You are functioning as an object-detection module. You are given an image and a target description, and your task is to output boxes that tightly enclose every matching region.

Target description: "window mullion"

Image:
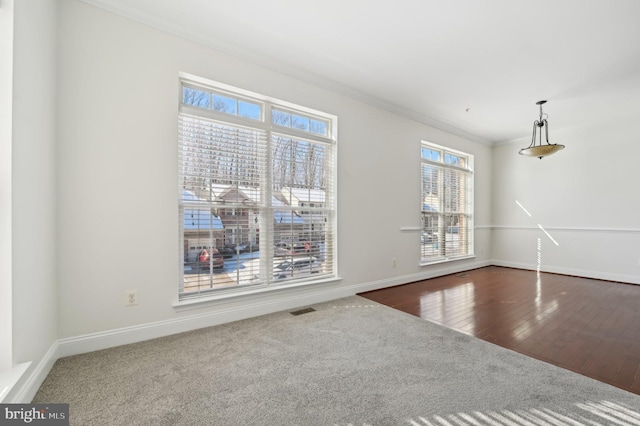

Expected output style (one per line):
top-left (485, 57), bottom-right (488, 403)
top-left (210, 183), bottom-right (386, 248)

top-left (261, 130), bottom-right (274, 285)
top-left (438, 166), bottom-right (446, 257)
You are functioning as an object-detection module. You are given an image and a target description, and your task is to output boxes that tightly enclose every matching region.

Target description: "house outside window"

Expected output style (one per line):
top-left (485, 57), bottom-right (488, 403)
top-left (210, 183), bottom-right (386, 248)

top-left (178, 74), bottom-right (337, 299)
top-left (421, 141), bottom-right (473, 263)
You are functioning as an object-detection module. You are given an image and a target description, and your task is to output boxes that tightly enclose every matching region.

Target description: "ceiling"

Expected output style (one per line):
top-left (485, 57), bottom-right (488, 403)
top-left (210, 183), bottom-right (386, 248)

top-left (83, 0), bottom-right (640, 145)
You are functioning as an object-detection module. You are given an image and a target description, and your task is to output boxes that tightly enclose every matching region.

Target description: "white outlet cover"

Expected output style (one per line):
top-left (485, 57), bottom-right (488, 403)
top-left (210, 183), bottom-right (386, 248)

top-left (125, 290), bottom-right (138, 306)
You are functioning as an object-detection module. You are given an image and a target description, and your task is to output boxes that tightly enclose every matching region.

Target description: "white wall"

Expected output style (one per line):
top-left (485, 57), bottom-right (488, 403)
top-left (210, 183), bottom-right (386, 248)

top-left (0, 0), bottom-right (15, 375)
top-left (492, 119), bottom-right (640, 284)
top-left (55, 0), bottom-right (492, 340)
top-left (5, 0), bottom-right (59, 401)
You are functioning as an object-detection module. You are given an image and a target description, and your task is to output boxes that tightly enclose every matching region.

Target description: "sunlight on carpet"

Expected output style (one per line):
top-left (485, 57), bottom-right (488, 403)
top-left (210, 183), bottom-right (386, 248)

top-left (406, 400), bottom-right (640, 426)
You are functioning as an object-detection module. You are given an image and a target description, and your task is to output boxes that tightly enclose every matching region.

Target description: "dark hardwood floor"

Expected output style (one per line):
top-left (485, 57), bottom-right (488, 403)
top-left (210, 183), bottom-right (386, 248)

top-left (359, 266), bottom-right (640, 395)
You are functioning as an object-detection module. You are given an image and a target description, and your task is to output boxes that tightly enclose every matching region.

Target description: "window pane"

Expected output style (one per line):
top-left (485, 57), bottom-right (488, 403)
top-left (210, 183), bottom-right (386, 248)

top-left (421, 147), bottom-right (440, 162)
top-left (219, 207), bottom-right (261, 286)
top-left (213, 94), bottom-right (237, 114)
top-left (291, 114), bottom-right (310, 131)
top-left (445, 214), bottom-right (470, 257)
top-left (421, 212), bottom-right (441, 259)
top-left (182, 208), bottom-right (225, 293)
top-left (273, 209), bottom-right (329, 283)
top-left (272, 136), bottom-right (327, 191)
top-left (238, 100), bottom-right (261, 120)
top-left (445, 153), bottom-right (465, 166)
top-left (421, 164), bottom-right (440, 203)
top-left (178, 118), bottom-right (264, 192)
top-left (183, 87), bottom-right (210, 108)
top-left (272, 109), bottom-right (291, 127)
top-left (309, 119), bottom-right (328, 136)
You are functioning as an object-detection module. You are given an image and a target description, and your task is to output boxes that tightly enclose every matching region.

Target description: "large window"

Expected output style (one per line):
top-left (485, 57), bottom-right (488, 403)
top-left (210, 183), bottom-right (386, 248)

top-left (178, 75), bottom-right (337, 299)
top-left (421, 141), bottom-right (473, 263)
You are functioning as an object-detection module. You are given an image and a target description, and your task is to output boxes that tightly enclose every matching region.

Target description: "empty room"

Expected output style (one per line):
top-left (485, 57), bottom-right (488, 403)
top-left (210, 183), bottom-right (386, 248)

top-left (2, 0), bottom-right (640, 424)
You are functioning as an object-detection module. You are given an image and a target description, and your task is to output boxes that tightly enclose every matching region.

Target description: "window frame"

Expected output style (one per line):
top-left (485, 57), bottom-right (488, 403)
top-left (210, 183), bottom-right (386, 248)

top-left (420, 141), bottom-right (474, 265)
top-left (178, 73), bottom-right (338, 301)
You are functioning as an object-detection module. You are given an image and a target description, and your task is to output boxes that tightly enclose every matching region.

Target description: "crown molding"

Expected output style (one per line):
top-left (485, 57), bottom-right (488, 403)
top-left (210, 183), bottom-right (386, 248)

top-left (79, 0), bottom-right (493, 146)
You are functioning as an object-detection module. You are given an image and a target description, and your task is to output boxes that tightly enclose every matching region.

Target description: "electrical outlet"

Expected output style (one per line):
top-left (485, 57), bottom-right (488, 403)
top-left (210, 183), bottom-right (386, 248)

top-left (125, 290), bottom-right (138, 306)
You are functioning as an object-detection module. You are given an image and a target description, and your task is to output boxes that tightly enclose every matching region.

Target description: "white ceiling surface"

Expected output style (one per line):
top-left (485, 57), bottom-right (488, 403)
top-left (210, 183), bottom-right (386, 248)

top-left (83, 0), bottom-right (640, 145)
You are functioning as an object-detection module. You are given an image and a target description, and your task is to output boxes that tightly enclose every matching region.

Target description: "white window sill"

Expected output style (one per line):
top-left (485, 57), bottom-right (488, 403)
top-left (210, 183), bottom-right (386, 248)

top-left (173, 276), bottom-right (342, 312)
top-left (420, 254), bottom-right (476, 267)
top-left (0, 362), bottom-right (31, 403)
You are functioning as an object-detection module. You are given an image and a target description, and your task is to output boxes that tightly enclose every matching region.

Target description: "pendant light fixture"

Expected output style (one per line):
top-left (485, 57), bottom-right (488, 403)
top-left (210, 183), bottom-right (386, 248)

top-left (519, 100), bottom-right (564, 159)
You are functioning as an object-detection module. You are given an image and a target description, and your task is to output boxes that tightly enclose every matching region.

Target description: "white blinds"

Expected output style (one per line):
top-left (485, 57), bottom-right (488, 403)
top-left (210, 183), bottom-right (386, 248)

top-left (178, 78), bottom-right (336, 298)
top-left (271, 134), bottom-right (335, 283)
top-left (179, 115), bottom-right (267, 203)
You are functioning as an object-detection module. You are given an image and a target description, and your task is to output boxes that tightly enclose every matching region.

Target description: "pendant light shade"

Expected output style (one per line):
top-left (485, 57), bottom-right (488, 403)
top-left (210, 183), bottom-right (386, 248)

top-left (519, 100), bottom-right (564, 159)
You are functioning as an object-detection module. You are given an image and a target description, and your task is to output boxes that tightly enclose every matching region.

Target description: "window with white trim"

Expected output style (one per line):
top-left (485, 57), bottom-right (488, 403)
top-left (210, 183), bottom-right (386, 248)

top-left (178, 75), bottom-right (337, 299)
top-left (421, 141), bottom-right (473, 263)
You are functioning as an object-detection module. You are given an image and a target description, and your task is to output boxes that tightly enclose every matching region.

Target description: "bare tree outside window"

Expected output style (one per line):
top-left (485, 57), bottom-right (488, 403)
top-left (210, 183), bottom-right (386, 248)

top-left (183, 87), bottom-right (210, 108)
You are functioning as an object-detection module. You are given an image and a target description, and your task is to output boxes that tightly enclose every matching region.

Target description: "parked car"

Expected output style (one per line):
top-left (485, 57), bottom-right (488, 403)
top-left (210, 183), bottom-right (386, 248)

top-left (274, 241), bottom-right (320, 257)
top-left (244, 243), bottom-right (260, 252)
top-left (274, 242), bottom-right (292, 257)
top-left (277, 235), bottom-right (299, 245)
top-left (224, 243), bottom-right (248, 254)
top-left (216, 247), bottom-right (235, 258)
top-left (197, 248), bottom-right (224, 269)
top-left (273, 257), bottom-right (321, 280)
top-left (223, 242), bottom-right (259, 254)
top-left (300, 241), bottom-right (320, 254)
top-left (422, 233), bottom-right (438, 244)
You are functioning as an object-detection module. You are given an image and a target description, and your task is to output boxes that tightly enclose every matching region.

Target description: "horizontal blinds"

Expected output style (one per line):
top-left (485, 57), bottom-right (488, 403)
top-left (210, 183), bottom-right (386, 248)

top-left (179, 114), bottom-right (267, 294)
top-left (179, 115), bottom-right (267, 202)
top-left (270, 132), bottom-right (335, 284)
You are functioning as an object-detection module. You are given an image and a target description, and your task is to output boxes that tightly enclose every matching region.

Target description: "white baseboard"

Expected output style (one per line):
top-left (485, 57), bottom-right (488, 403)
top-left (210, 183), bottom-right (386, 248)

top-left (491, 259), bottom-right (640, 285)
top-left (9, 342), bottom-right (59, 404)
top-left (341, 259), bottom-right (492, 294)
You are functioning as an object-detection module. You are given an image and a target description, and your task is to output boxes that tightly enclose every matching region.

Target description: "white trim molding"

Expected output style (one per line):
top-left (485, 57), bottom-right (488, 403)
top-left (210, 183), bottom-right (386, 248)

top-left (8, 345), bottom-right (57, 403)
top-left (489, 225), bottom-right (640, 234)
top-left (491, 224), bottom-right (640, 285)
top-left (491, 259), bottom-right (640, 286)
